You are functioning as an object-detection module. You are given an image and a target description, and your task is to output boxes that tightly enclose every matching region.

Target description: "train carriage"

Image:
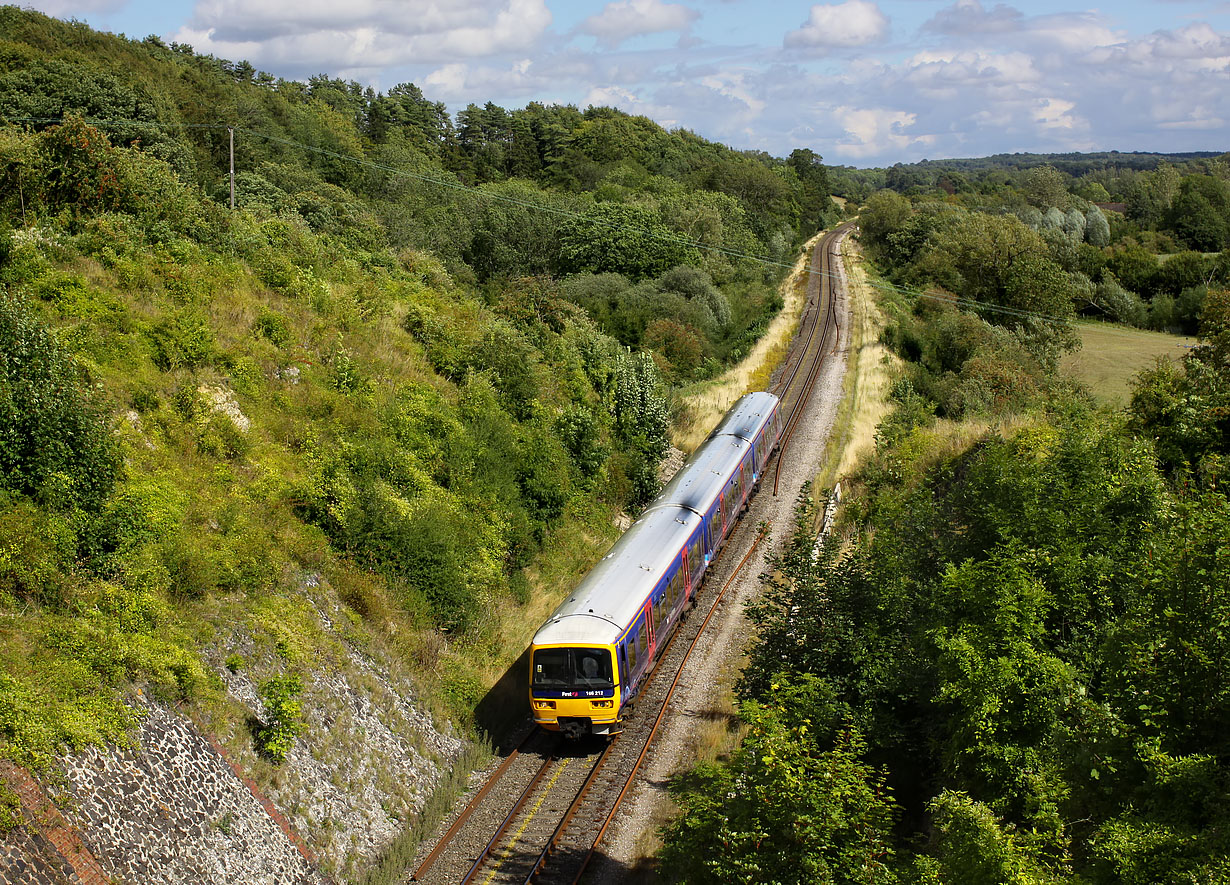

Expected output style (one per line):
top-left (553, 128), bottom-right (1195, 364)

top-left (530, 392), bottom-right (781, 737)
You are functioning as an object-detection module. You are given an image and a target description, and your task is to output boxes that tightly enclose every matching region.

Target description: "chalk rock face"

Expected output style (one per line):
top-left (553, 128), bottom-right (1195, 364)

top-left (199, 384), bottom-right (251, 432)
top-left (58, 699), bottom-right (324, 885)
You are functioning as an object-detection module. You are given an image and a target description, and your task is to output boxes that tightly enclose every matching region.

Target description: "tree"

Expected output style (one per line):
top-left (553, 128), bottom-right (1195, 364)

top-left (1086, 205), bottom-right (1111, 246)
top-left (915, 212), bottom-right (1079, 364)
top-left (1063, 207), bottom-right (1087, 243)
top-left (557, 202), bottom-right (695, 280)
top-left (1023, 165), bottom-right (1069, 209)
top-left (0, 294), bottom-right (119, 512)
top-left (1165, 175), bottom-right (1230, 252)
top-left (660, 702), bottom-right (900, 885)
top-left (859, 189), bottom-right (913, 255)
top-left (1126, 162), bottom-right (1181, 228)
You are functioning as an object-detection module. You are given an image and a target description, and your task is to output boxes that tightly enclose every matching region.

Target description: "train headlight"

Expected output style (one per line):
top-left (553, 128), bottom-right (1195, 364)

top-left (535, 700), bottom-right (556, 710)
top-left (590, 699), bottom-right (614, 709)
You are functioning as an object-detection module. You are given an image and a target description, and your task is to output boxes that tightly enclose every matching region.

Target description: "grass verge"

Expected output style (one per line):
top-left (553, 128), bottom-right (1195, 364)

top-left (811, 237), bottom-right (898, 501)
top-left (358, 737), bottom-right (493, 885)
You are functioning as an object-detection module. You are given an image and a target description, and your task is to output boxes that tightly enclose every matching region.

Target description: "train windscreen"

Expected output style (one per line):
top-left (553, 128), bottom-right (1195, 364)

top-left (532, 648), bottom-right (613, 692)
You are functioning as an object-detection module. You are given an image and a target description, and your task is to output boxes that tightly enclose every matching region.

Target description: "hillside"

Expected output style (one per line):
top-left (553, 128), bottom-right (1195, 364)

top-left (0, 6), bottom-right (840, 881)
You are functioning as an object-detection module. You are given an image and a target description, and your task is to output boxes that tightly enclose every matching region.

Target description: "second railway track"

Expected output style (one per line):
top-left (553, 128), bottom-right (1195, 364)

top-left (411, 223), bottom-right (853, 885)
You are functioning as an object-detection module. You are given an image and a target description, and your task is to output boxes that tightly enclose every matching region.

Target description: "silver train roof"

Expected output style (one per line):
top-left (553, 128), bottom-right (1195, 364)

top-left (531, 391), bottom-right (779, 650)
top-left (651, 434), bottom-right (749, 518)
top-left (707, 391), bottom-right (779, 444)
top-left (532, 505), bottom-right (699, 647)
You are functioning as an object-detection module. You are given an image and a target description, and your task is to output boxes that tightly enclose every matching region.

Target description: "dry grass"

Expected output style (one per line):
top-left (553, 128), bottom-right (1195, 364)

top-left (1062, 322), bottom-right (1195, 405)
top-left (815, 238), bottom-right (898, 491)
top-left (673, 230), bottom-right (825, 452)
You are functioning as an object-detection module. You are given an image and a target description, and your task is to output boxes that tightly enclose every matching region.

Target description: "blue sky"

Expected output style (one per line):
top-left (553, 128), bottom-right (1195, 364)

top-left (17, 0), bottom-right (1230, 166)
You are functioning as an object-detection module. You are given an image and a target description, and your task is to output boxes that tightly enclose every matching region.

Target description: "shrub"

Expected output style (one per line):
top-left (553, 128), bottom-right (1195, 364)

top-left (0, 294), bottom-right (119, 511)
top-left (0, 501), bottom-right (72, 606)
top-left (146, 310), bottom-right (215, 370)
top-left (253, 309), bottom-right (290, 348)
top-left (256, 673), bottom-right (303, 764)
top-left (35, 116), bottom-right (126, 214)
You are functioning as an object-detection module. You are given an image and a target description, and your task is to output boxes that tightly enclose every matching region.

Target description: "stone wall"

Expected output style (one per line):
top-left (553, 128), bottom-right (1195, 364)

top-left (1, 584), bottom-right (469, 884)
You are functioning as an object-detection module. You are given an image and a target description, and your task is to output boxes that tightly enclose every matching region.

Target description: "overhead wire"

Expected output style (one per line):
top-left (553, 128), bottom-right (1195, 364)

top-left (1, 112), bottom-right (1199, 341)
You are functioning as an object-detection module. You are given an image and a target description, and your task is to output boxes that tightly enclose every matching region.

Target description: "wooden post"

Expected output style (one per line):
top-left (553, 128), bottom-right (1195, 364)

top-left (228, 127), bottom-right (235, 210)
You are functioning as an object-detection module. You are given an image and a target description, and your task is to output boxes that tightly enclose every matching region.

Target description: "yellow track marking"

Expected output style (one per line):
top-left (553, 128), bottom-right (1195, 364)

top-left (482, 758), bottom-right (572, 883)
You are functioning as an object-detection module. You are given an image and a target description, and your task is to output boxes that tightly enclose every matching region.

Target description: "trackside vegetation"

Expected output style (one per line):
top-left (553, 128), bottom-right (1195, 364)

top-left (659, 181), bottom-right (1230, 880)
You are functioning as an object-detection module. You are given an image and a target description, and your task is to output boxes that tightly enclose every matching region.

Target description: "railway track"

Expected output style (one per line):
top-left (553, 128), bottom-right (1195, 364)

top-left (410, 223), bottom-right (852, 885)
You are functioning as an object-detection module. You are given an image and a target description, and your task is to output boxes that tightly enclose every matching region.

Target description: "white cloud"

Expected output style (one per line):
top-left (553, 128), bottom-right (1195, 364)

top-left (903, 49), bottom-right (1040, 97)
top-left (1024, 13), bottom-right (1120, 53)
top-left (832, 105), bottom-right (934, 158)
top-left (1032, 97), bottom-right (1079, 130)
top-left (578, 0), bottom-right (700, 48)
top-left (173, 0), bottom-right (552, 71)
top-left (784, 0), bottom-right (889, 50)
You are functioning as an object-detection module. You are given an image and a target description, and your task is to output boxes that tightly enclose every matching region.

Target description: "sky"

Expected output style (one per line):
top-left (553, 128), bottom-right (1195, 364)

top-left (15, 0), bottom-right (1230, 166)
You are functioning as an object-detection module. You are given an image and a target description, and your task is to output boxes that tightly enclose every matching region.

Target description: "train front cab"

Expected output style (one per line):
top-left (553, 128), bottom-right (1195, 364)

top-left (530, 643), bottom-right (621, 738)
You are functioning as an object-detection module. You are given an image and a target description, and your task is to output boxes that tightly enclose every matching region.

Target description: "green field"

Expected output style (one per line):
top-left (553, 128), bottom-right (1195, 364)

top-left (1062, 322), bottom-right (1196, 404)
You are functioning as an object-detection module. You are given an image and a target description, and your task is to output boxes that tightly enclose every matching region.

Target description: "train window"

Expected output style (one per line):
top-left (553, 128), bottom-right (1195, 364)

top-left (626, 635), bottom-right (638, 673)
top-left (638, 622), bottom-right (649, 657)
top-left (532, 649), bottom-right (569, 687)
top-left (532, 648), bottom-right (613, 690)
top-left (574, 649), bottom-right (613, 688)
top-left (653, 595), bottom-right (662, 630)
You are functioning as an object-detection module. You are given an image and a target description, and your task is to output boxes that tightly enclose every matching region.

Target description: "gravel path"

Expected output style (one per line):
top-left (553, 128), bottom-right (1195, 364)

top-left (593, 228), bottom-right (854, 879)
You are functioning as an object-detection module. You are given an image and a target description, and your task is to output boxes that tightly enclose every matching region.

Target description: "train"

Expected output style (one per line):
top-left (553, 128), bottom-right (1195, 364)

top-left (528, 391), bottom-right (783, 738)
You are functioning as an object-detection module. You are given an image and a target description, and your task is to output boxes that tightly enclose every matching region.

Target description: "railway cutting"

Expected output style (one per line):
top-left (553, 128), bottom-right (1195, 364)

top-left (410, 223), bottom-right (855, 884)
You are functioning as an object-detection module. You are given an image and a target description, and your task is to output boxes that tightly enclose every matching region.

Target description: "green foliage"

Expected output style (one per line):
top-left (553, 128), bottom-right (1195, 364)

top-left (0, 294), bottom-right (119, 511)
top-left (256, 673), bottom-right (303, 764)
top-left (1129, 287), bottom-right (1230, 475)
top-left (660, 699), bottom-right (899, 884)
top-left (0, 782), bottom-right (20, 835)
top-left (929, 791), bottom-right (1063, 884)
top-left (146, 310), bottom-right (215, 370)
top-left (712, 388), bottom-right (1230, 882)
top-left (558, 202), bottom-right (696, 280)
top-left (253, 308), bottom-right (290, 347)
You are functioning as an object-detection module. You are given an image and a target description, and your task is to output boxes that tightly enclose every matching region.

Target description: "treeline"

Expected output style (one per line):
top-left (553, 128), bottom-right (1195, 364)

top-left (660, 273), bottom-right (1230, 882)
top-left (831, 155), bottom-right (1230, 310)
top-left (858, 168), bottom-right (1230, 346)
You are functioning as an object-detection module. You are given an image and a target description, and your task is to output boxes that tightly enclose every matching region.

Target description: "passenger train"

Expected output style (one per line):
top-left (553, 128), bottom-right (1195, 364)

top-left (529, 392), bottom-right (783, 738)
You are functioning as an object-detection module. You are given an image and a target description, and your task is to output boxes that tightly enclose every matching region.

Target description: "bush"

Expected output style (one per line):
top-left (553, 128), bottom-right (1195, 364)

top-left (0, 294), bottom-right (119, 511)
top-left (146, 310), bottom-right (215, 370)
top-left (256, 673), bottom-right (303, 764)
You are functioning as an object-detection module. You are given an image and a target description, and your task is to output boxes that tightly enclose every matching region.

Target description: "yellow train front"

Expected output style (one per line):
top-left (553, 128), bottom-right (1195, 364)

top-left (529, 643), bottom-right (621, 738)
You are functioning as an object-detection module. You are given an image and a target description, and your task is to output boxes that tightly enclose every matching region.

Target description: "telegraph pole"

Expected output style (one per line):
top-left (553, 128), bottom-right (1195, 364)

top-left (228, 127), bottom-right (235, 210)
